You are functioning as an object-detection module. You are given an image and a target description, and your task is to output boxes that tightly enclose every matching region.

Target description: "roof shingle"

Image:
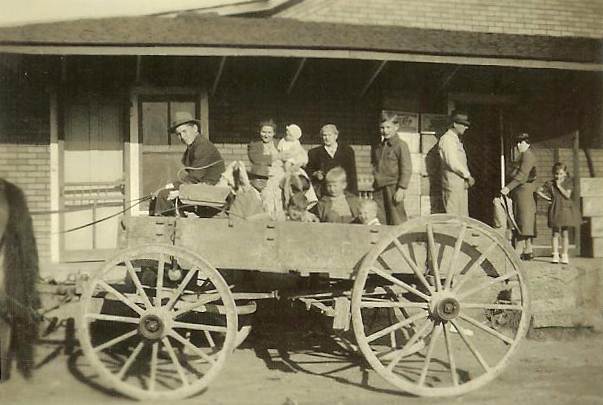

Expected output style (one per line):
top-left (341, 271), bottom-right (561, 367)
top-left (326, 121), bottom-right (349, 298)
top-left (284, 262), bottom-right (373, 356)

top-left (0, 15), bottom-right (600, 64)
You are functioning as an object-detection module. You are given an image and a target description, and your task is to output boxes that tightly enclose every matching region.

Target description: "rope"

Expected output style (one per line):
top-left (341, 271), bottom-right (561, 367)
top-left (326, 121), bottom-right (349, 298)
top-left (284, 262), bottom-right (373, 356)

top-left (176, 160), bottom-right (224, 183)
top-left (30, 195), bottom-right (151, 216)
top-left (58, 195), bottom-right (152, 234)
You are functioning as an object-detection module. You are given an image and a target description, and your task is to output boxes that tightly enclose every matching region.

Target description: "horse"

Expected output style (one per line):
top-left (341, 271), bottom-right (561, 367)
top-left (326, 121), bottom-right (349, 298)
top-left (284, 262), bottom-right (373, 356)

top-left (0, 179), bottom-right (40, 382)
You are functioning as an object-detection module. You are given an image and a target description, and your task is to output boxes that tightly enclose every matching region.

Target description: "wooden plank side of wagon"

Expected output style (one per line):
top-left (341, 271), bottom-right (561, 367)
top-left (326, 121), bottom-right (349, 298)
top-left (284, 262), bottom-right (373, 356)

top-left (173, 218), bottom-right (392, 278)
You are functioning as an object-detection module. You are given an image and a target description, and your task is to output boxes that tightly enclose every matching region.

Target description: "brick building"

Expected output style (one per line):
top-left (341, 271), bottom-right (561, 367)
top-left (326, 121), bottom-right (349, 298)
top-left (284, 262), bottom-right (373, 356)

top-left (0, 0), bottom-right (602, 265)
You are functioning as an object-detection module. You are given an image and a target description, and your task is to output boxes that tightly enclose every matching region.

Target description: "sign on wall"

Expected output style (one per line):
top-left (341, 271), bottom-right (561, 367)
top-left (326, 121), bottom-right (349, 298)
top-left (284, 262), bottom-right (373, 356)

top-left (382, 110), bottom-right (419, 132)
top-left (420, 113), bottom-right (449, 135)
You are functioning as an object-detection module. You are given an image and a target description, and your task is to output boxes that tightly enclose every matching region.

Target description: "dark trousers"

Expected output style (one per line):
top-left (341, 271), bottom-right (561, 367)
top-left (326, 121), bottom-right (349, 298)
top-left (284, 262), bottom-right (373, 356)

top-left (150, 190), bottom-right (222, 217)
top-left (150, 189), bottom-right (176, 216)
top-left (374, 185), bottom-right (407, 225)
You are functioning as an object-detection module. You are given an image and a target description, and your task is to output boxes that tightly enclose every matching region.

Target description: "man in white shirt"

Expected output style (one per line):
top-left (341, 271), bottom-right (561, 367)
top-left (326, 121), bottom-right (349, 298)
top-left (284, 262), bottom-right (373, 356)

top-left (438, 111), bottom-right (475, 217)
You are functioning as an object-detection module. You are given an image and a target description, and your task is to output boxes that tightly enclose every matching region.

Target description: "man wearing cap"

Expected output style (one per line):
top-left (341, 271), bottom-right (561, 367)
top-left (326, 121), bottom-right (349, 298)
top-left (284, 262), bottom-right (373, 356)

top-left (438, 110), bottom-right (475, 217)
top-left (151, 112), bottom-right (225, 216)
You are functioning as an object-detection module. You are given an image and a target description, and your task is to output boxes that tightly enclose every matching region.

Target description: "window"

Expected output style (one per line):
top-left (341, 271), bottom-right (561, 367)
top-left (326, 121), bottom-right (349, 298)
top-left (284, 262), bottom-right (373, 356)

top-left (138, 94), bottom-right (202, 212)
top-left (140, 96), bottom-right (199, 145)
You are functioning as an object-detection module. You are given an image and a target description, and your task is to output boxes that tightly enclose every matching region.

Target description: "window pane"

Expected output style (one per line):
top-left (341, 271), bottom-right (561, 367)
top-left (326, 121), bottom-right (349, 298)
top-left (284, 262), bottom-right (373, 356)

top-left (142, 102), bottom-right (168, 145)
top-left (170, 102), bottom-right (196, 145)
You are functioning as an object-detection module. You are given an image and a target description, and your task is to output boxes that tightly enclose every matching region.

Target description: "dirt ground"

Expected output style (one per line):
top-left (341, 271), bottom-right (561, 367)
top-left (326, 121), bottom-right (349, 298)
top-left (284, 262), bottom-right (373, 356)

top-left (1, 309), bottom-right (603, 405)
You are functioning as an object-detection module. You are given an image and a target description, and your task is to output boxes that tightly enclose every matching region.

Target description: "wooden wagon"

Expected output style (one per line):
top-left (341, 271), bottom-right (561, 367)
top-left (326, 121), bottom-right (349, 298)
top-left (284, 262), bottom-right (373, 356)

top-left (76, 214), bottom-right (530, 399)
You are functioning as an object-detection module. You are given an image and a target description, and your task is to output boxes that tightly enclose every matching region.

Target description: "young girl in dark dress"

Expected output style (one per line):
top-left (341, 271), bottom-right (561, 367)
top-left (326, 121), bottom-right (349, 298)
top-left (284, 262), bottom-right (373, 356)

top-left (536, 162), bottom-right (581, 264)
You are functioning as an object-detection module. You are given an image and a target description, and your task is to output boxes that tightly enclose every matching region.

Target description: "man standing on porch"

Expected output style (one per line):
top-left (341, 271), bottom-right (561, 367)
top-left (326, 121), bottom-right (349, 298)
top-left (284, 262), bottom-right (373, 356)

top-left (438, 111), bottom-right (475, 217)
top-left (372, 112), bottom-right (412, 225)
top-left (151, 112), bottom-right (225, 216)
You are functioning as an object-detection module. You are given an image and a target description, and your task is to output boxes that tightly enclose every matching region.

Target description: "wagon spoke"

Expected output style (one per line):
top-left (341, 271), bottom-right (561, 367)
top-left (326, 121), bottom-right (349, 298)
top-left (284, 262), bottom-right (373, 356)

top-left (418, 321), bottom-right (443, 386)
top-left (462, 302), bottom-right (523, 311)
top-left (85, 313), bottom-right (140, 324)
top-left (457, 273), bottom-right (517, 300)
top-left (96, 279), bottom-right (144, 316)
top-left (172, 321), bottom-right (228, 334)
top-left (458, 312), bottom-right (515, 345)
top-left (165, 268), bottom-right (199, 311)
top-left (367, 311), bottom-right (428, 343)
top-left (452, 242), bottom-right (497, 293)
top-left (392, 238), bottom-right (433, 293)
top-left (360, 301), bottom-right (429, 309)
top-left (385, 319), bottom-right (433, 372)
top-left (426, 223), bottom-right (442, 291)
top-left (148, 342), bottom-right (158, 392)
top-left (370, 267), bottom-right (430, 301)
top-left (204, 330), bottom-right (216, 348)
top-left (451, 319), bottom-right (490, 372)
top-left (116, 341), bottom-right (144, 380)
top-left (444, 223), bottom-right (467, 290)
top-left (169, 331), bottom-right (217, 365)
top-left (93, 329), bottom-right (138, 353)
top-left (172, 293), bottom-right (222, 318)
top-left (443, 321), bottom-right (459, 386)
top-left (125, 259), bottom-right (153, 309)
top-left (156, 255), bottom-right (166, 307)
top-left (163, 337), bottom-right (189, 387)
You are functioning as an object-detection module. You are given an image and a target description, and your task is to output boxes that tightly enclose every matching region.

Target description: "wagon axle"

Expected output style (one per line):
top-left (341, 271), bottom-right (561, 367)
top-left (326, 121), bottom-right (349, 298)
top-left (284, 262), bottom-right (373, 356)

top-left (429, 293), bottom-right (461, 322)
top-left (139, 314), bottom-right (166, 340)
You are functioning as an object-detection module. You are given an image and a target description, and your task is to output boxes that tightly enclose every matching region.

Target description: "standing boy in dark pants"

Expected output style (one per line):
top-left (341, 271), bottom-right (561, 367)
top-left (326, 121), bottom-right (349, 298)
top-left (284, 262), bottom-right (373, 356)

top-left (371, 112), bottom-right (413, 225)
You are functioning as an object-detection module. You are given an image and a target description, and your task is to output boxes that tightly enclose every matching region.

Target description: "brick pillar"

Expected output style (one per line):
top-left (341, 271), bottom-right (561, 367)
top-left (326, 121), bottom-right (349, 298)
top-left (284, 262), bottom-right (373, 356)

top-left (0, 144), bottom-right (51, 261)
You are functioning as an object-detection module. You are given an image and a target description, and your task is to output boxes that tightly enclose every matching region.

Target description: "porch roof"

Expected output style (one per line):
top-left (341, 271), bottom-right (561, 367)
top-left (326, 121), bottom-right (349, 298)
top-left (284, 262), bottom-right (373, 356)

top-left (0, 15), bottom-right (602, 70)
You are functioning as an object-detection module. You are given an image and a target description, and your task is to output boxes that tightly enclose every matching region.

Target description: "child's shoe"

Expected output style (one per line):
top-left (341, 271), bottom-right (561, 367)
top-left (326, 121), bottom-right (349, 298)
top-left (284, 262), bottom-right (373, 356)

top-left (560, 253), bottom-right (569, 264)
top-left (552, 252), bottom-right (560, 264)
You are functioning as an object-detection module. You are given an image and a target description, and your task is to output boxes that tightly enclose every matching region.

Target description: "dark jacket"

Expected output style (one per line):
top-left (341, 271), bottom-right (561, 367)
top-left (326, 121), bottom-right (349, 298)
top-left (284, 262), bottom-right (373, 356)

top-left (174, 135), bottom-right (225, 187)
top-left (314, 192), bottom-right (361, 223)
top-left (307, 144), bottom-right (358, 195)
top-left (371, 135), bottom-right (412, 190)
top-left (248, 140), bottom-right (279, 177)
top-left (507, 147), bottom-right (537, 192)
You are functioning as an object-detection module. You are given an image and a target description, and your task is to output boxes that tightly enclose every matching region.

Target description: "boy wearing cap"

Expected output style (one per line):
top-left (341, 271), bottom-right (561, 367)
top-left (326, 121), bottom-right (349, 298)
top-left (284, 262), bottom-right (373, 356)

top-left (438, 110), bottom-right (475, 217)
top-left (372, 112), bottom-right (413, 225)
top-left (151, 112), bottom-right (225, 216)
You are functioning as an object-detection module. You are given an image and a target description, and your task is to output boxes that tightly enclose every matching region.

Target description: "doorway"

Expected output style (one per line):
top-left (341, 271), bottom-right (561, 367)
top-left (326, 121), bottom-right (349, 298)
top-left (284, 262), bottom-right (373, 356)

top-left (61, 94), bottom-right (126, 262)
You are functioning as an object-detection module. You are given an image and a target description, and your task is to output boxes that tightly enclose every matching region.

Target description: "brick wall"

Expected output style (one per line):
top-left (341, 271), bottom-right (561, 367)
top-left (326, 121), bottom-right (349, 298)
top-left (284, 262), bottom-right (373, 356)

top-left (0, 144), bottom-right (51, 261)
top-left (278, 0), bottom-right (603, 39)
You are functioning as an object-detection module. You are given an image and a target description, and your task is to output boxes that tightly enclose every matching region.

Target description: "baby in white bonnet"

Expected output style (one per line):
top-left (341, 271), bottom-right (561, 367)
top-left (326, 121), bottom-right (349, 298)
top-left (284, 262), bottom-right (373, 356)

top-left (277, 124), bottom-right (308, 169)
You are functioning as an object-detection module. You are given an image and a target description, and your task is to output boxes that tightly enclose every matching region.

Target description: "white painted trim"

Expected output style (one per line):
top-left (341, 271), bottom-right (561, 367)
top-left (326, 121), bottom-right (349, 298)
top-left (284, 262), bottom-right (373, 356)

top-left (49, 90), bottom-right (60, 262)
top-left (1, 45), bottom-right (602, 71)
top-left (128, 90), bottom-right (144, 217)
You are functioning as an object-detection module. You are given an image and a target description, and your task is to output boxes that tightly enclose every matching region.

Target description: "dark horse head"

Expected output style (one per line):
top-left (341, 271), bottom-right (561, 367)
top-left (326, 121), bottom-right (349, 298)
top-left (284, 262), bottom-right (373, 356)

top-left (0, 179), bottom-right (40, 380)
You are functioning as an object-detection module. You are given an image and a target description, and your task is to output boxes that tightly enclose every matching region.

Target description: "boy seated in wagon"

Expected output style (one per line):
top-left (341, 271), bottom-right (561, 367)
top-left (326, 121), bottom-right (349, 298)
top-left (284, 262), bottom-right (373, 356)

top-left (313, 167), bottom-right (361, 223)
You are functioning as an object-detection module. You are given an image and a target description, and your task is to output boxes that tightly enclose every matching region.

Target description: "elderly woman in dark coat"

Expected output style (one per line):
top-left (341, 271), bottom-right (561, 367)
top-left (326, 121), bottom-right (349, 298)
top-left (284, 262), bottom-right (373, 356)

top-left (502, 133), bottom-right (537, 260)
top-left (307, 124), bottom-right (358, 199)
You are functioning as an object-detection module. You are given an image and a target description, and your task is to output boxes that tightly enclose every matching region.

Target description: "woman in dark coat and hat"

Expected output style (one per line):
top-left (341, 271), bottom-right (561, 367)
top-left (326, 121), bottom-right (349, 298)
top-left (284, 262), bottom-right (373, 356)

top-left (501, 133), bottom-right (537, 260)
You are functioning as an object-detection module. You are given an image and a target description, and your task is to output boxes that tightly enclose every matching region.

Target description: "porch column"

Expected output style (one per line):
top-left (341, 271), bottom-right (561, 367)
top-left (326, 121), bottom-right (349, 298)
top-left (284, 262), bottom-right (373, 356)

top-left (49, 88), bottom-right (61, 262)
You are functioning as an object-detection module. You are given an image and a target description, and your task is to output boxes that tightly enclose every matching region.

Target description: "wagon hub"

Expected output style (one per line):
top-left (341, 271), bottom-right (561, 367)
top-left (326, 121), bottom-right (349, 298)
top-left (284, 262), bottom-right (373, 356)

top-left (429, 292), bottom-right (461, 321)
top-left (139, 314), bottom-right (165, 340)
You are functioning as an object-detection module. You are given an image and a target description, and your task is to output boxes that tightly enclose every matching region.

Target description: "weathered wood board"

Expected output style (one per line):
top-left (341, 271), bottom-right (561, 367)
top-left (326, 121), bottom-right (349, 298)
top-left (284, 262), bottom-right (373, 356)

top-left (582, 197), bottom-right (603, 217)
top-left (580, 178), bottom-right (603, 197)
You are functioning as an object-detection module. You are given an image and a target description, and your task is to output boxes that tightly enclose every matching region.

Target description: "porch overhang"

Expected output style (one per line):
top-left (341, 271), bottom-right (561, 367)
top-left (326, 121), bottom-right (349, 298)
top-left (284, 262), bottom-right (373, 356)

top-left (2, 44), bottom-right (602, 72)
top-left (0, 15), bottom-right (602, 71)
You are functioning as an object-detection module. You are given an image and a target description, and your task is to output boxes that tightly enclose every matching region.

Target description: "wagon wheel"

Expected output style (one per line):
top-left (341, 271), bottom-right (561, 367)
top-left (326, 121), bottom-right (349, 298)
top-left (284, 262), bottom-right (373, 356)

top-left (78, 244), bottom-right (237, 400)
top-left (351, 214), bottom-right (530, 397)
